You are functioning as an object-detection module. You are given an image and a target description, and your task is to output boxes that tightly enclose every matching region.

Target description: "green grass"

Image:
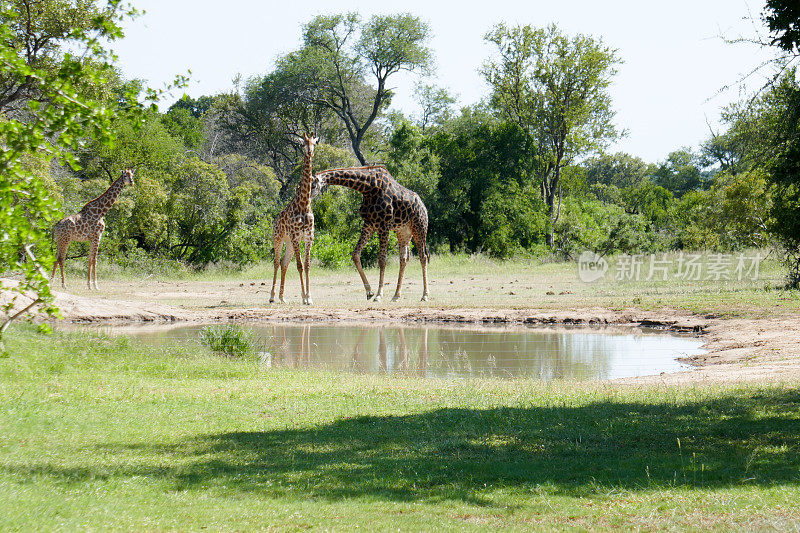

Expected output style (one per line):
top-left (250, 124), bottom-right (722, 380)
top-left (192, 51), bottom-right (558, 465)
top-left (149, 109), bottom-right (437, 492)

top-left (1, 324), bottom-right (799, 530)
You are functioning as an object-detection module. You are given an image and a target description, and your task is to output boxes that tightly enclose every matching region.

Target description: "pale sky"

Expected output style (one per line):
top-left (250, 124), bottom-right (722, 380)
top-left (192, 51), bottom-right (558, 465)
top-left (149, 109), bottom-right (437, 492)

top-left (113, 0), bottom-right (779, 163)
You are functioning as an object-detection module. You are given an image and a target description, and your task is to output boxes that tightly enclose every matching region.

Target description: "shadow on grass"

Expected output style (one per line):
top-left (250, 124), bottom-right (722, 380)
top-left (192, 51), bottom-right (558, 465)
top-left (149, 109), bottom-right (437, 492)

top-left (5, 390), bottom-right (800, 503)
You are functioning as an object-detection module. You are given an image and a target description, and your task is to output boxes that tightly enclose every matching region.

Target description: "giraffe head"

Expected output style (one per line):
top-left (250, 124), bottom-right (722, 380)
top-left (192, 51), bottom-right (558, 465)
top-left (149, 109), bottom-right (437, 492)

top-left (121, 168), bottom-right (135, 186)
top-left (302, 132), bottom-right (319, 159)
top-left (309, 173), bottom-right (326, 200)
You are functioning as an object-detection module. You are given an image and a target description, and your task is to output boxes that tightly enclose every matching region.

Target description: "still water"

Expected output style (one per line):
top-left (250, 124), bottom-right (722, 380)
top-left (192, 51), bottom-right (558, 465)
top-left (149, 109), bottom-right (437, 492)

top-left (108, 323), bottom-right (704, 380)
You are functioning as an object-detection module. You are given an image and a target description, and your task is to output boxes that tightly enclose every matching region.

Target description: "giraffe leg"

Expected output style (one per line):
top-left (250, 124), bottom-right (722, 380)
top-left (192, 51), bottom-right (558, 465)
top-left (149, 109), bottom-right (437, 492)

top-left (87, 237), bottom-right (100, 290)
top-left (392, 228), bottom-right (412, 302)
top-left (352, 225), bottom-right (376, 300)
top-left (373, 228), bottom-right (390, 302)
top-left (50, 245), bottom-right (59, 283)
top-left (59, 252), bottom-right (67, 289)
top-left (291, 237), bottom-right (306, 304)
top-left (279, 240), bottom-right (293, 304)
top-left (303, 234), bottom-right (314, 305)
top-left (412, 229), bottom-right (430, 301)
top-left (92, 231), bottom-right (103, 290)
top-left (52, 236), bottom-right (69, 289)
top-left (270, 234), bottom-right (283, 303)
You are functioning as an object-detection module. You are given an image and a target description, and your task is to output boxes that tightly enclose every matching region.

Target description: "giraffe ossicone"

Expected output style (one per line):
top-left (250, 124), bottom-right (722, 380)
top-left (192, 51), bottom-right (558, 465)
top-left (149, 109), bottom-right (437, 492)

top-left (51, 168), bottom-right (135, 290)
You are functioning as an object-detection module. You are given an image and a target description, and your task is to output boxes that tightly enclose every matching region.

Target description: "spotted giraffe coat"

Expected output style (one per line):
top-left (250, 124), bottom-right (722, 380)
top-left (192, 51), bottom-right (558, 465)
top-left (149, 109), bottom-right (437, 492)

top-left (51, 169), bottom-right (134, 289)
top-left (316, 165), bottom-right (430, 301)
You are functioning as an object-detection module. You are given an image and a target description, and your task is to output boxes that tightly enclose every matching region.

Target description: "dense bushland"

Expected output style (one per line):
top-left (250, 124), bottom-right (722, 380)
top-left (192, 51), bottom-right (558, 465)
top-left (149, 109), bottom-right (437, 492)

top-left (2, 1), bottom-right (799, 281)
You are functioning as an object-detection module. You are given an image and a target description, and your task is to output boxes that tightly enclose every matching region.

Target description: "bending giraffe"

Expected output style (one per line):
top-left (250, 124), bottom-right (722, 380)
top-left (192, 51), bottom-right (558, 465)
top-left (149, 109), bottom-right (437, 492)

top-left (270, 133), bottom-right (323, 305)
top-left (315, 166), bottom-right (430, 302)
top-left (51, 168), bottom-right (135, 290)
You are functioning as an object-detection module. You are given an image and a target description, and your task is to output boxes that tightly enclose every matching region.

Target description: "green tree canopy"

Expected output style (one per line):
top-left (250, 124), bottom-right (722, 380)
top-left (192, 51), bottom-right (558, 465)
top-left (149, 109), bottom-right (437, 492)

top-left (584, 152), bottom-right (654, 189)
top-left (482, 23), bottom-right (622, 246)
top-left (288, 12), bottom-right (432, 164)
top-left (764, 0), bottom-right (800, 54)
top-left (429, 109), bottom-right (540, 254)
top-left (653, 148), bottom-right (706, 197)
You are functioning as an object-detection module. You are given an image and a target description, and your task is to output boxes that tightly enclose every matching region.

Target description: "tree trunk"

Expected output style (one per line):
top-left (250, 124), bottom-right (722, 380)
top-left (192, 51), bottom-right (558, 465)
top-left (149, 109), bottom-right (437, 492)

top-left (543, 164), bottom-right (562, 248)
top-left (352, 135), bottom-right (367, 166)
top-left (545, 194), bottom-right (556, 247)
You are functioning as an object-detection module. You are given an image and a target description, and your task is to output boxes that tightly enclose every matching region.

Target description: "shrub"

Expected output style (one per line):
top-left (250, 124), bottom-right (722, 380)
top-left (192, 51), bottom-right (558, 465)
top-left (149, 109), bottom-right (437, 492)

top-left (479, 181), bottom-right (547, 258)
top-left (314, 233), bottom-right (353, 269)
top-left (199, 324), bottom-right (254, 358)
top-left (554, 197), bottom-right (658, 258)
top-left (314, 231), bottom-right (399, 269)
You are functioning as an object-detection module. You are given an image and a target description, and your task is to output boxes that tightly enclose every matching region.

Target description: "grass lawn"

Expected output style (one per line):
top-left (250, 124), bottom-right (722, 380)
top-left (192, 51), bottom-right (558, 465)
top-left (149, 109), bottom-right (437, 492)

top-left (1, 325), bottom-right (799, 531)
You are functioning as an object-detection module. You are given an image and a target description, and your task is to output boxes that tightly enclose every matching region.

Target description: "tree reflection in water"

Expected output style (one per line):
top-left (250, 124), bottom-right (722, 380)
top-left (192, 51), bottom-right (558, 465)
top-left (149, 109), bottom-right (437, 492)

top-left (202, 324), bottom-right (701, 380)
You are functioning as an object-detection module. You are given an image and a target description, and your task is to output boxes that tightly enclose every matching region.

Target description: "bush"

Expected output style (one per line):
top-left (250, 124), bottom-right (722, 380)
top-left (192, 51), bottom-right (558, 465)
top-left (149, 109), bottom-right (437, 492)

top-left (314, 231), bottom-right (400, 269)
top-left (106, 246), bottom-right (191, 278)
top-left (314, 233), bottom-right (353, 269)
top-left (199, 324), bottom-right (254, 358)
top-left (479, 181), bottom-right (547, 258)
top-left (554, 198), bottom-right (658, 258)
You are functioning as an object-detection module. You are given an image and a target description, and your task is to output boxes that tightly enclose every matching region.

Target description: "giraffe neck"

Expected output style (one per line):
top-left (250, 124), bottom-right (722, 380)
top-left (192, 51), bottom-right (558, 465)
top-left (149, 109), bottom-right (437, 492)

top-left (291, 150), bottom-right (314, 211)
top-left (82, 175), bottom-right (126, 217)
top-left (318, 167), bottom-right (381, 193)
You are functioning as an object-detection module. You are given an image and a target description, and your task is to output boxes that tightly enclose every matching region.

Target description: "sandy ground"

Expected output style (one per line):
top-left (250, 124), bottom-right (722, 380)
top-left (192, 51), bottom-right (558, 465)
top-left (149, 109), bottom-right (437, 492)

top-left (3, 275), bottom-right (799, 385)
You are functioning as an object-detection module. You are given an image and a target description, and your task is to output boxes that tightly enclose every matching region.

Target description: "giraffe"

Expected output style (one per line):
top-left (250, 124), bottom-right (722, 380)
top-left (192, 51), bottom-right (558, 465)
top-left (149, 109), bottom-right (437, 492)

top-left (315, 165), bottom-right (430, 302)
top-left (269, 133), bottom-right (322, 305)
top-left (51, 168), bottom-right (135, 290)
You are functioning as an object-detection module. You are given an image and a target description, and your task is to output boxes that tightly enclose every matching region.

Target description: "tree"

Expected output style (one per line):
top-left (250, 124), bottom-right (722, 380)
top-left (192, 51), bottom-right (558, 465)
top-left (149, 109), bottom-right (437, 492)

top-left (167, 94), bottom-right (215, 118)
top-left (75, 108), bottom-right (183, 253)
top-left (289, 12), bottom-right (432, 165)
top-left (413, 83), bottom-right (456, 133)
top-left (0, 0), bottom-right (141, 352)
top-left (738, 0), bottom-right (800, 284)
top-left (483, 23), bottom-right (622, 246)
top-left (763, 0), bottom-right (800, 55)
top-left (162, 106), bottom-right (205, 150)
top-left (217, 70), bottom-right (334, 196)
top-left (621, 181), bottom-right (674, 227)
top-left (429, 108), bottom-right (540, 253)
top-left (762, 73), bottom-right (800, 285)
top-left (584, 152), bottom-right (653, 189)
top-left (0, 0), bottom-right (125, 113)
top-left (386, 120), bottom-right (439, 205)
top-left (653, 148), bottom-right (706, 196)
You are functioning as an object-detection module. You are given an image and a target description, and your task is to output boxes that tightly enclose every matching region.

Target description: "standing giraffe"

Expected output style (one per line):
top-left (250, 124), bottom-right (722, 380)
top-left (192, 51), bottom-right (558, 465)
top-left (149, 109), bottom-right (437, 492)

top-left (269, 133), bottom-right (321, 305)
top-left (51, 168), bottom-right (135, 290)
top-left (315, 166), bottom-right (430, 302)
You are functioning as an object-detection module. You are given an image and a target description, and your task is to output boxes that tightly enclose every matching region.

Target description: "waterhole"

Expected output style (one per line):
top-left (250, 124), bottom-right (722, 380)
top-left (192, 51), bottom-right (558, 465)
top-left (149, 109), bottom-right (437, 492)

top-left (98, 323), bottom-right (704, 380)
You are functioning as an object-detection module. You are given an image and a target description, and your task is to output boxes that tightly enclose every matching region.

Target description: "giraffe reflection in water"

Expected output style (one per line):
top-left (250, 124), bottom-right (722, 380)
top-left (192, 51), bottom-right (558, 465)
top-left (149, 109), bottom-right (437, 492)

top-left (247, 324), bottom-right (696, 380)
top-left (109, 323), bottom-right (701, 380)
top-left (265, 325), bottom-right (430, 377)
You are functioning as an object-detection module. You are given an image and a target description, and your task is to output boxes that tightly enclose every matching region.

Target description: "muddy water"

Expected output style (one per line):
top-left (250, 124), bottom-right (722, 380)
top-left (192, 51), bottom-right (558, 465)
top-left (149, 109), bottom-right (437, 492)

top-left (102, 323), bottom-right (704, 380)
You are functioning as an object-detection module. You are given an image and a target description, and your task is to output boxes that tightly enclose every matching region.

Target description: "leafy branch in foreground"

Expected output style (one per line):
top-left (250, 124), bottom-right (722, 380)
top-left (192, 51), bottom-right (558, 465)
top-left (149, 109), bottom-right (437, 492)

top-left (0, 0), bottom-right (184, 351)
